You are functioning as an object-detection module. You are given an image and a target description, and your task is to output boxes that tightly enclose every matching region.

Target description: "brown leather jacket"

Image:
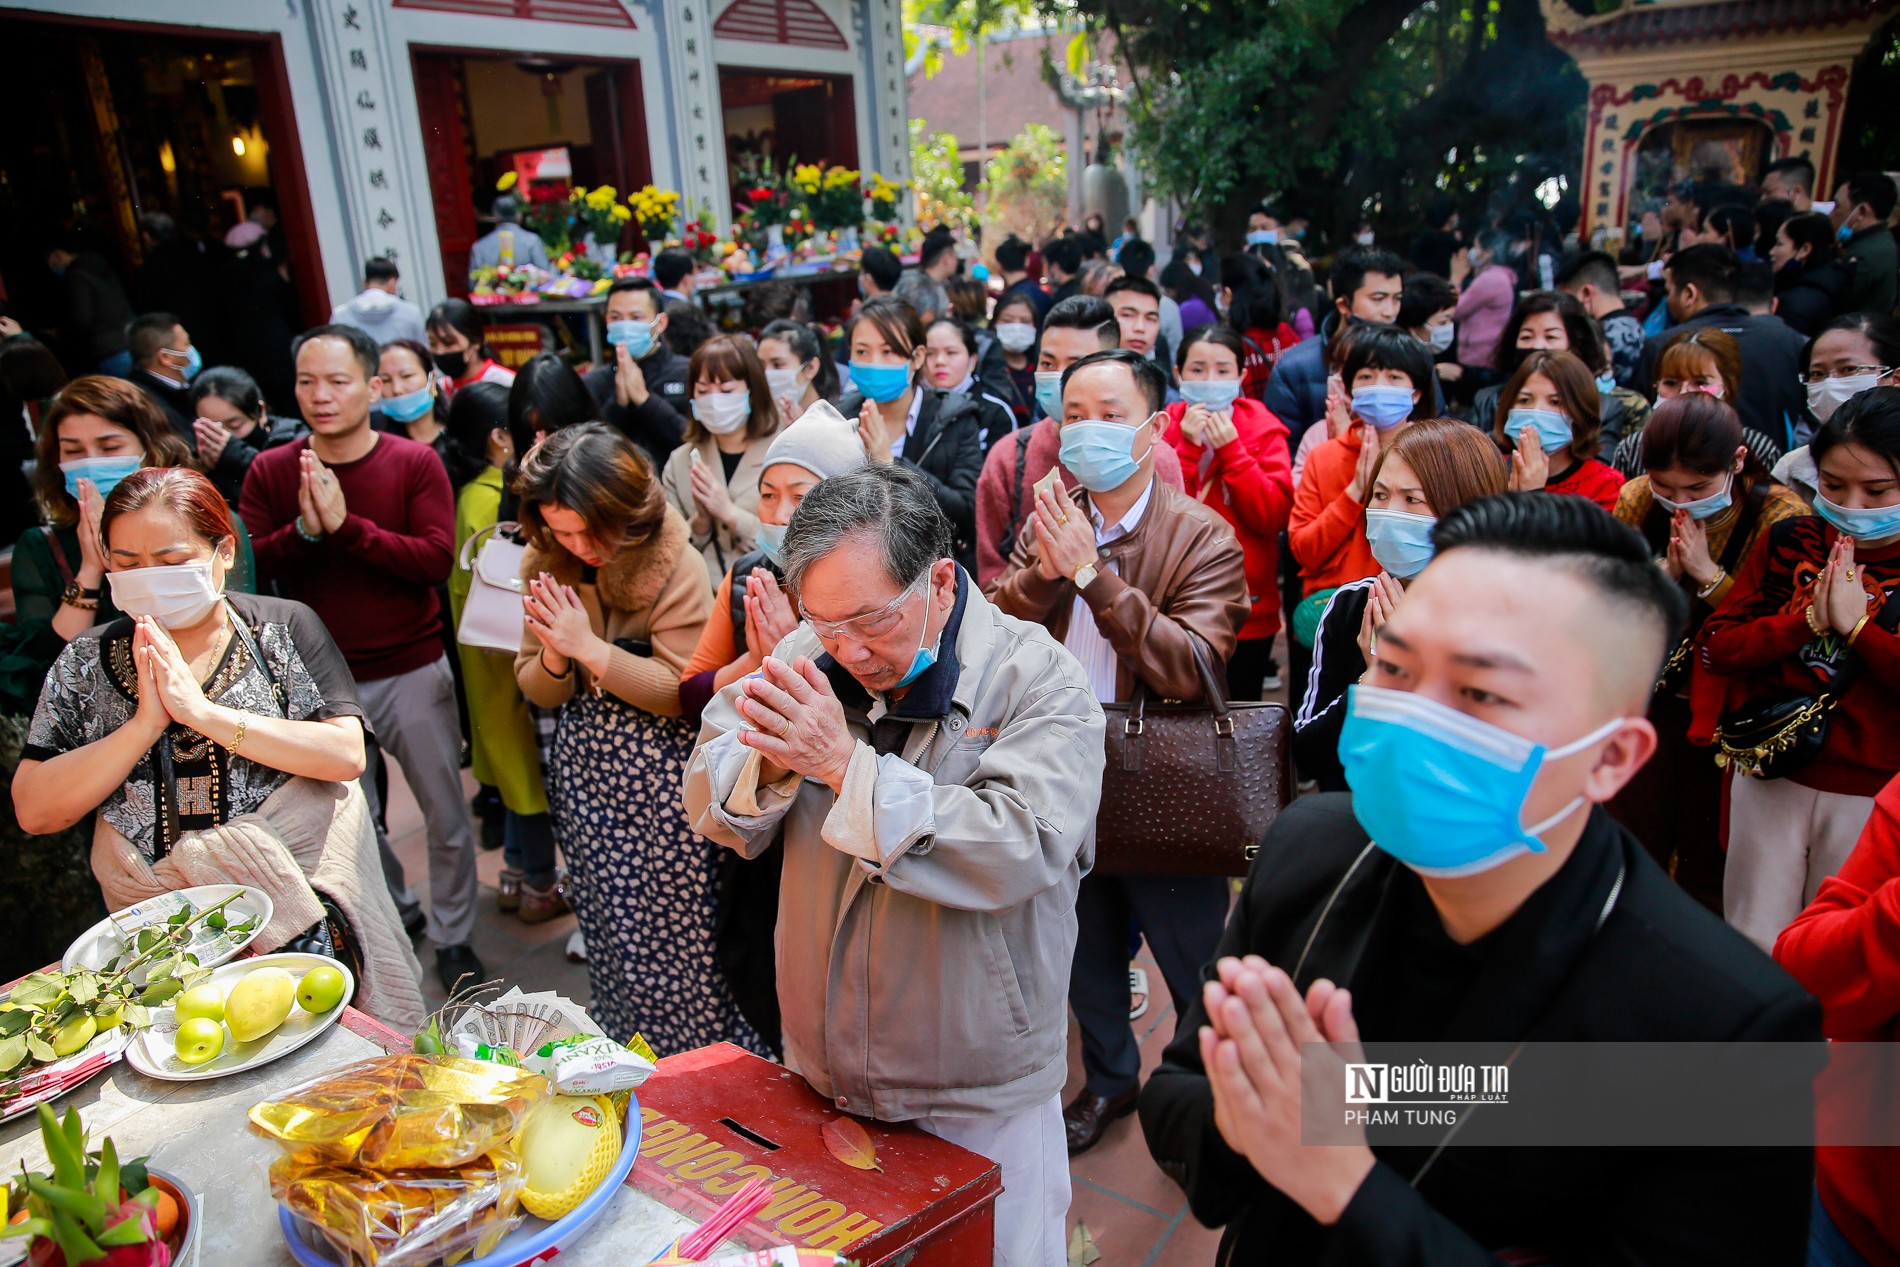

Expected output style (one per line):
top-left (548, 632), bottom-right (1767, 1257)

top-left (987, 477), bottom-right (1248, 701)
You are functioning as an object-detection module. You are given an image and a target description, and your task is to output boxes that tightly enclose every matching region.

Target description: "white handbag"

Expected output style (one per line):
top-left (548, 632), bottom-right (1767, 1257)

top-left (456, 522), bottom-right (529, 653)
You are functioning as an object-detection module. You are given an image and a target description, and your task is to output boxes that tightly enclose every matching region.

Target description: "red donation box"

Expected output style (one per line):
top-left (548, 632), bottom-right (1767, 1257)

top-left (630, 1044), bottom-right (1000, 1265)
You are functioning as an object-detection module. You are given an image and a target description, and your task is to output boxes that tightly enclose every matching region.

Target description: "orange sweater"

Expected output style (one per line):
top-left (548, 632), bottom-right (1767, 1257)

top-left (1289, 429), bottom-right (1378, 595)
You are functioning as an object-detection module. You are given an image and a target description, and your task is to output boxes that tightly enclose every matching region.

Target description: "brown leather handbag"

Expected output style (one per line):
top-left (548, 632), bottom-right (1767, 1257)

top-left (1094, 637), bottom-right (1296, 876)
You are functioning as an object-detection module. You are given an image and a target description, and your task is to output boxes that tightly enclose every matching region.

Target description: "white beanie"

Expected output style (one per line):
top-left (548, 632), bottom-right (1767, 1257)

top-left (759, 399), bottom-right (870, 485)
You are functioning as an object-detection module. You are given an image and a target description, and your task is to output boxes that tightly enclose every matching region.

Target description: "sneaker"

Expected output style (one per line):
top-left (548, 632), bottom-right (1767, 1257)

top-left (436, 944), bottom-right (488, 994)
top-left (497, 867), bottom-right (524, 913)
top-left (1129, 966), bottom-right (1150, 1021)
top-left (565, 930), bottom-right (587, 964)
top-left (518, 878), bottom-right (572, 925)
top-left (1263, 672), bottom-right (1284, 691)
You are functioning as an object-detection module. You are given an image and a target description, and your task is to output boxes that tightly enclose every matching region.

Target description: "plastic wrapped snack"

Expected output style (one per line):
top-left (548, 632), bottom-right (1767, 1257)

top-left (271, 1147), bottom-right (526, 1267)
top-left (250, 1052), bottom-right (552, 1169)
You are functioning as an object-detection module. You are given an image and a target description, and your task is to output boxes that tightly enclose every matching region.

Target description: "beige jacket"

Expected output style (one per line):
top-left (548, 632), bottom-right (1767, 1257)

top-left (659, 432), bottom-right (774, 587)
top-left (684, 577), bottom-right (1106, 1120)
top-left (514, 505), bottom-right (712, 715)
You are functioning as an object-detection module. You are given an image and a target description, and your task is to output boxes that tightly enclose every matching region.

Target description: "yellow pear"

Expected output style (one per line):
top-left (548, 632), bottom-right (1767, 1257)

top-left (518, 1095), bottom-right (621, 1220)
top-left (224, 968), bottom-right (295, 1042)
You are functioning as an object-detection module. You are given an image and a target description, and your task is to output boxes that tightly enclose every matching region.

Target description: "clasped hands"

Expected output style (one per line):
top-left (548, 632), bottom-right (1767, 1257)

top-left (128, 616), bottom-right (219, 741)
top-left (523, 573), bottom-right (611, 679)
top-left (1031, 475), bottom-right (1100, 583)
top-left (297, 450), bottom-right (348, 537)
top-left (733, 656), bottom-right (855, 794)
top-left (1202, 955), bottom-right (1376, 1226)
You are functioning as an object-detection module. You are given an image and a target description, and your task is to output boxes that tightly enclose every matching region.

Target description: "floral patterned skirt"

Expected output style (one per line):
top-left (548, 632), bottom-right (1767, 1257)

top-left (547, 691), bottom-right (765, 1059)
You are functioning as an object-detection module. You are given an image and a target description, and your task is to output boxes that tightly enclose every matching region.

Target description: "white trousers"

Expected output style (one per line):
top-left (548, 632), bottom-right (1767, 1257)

top-left (915, 1094), bottom-right (1069, 1267)
top-left (1724, 774), bottom-right (1877, 952)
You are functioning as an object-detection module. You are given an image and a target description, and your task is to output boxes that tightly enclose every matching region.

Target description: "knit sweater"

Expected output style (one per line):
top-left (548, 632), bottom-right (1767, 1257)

top-left (1775, 772), bottom-right (1900, 1267)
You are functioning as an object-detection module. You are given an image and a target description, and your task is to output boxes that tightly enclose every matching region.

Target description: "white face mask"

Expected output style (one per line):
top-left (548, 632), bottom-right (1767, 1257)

top-left (1428, 322), bottom-right (1455, 353)
top-left (1356, 231), bottom-right (1376, 246)
top-left (1807, 373), bottom-right (1881, 424)
top-left (764, 366), bottom-right (805, 401)
top-left (693, 390), bottom-right (752, 435)
top-left (106, 561), bottom-right (225, 629)
top-left (994, 322), bottom-right (1037, 353)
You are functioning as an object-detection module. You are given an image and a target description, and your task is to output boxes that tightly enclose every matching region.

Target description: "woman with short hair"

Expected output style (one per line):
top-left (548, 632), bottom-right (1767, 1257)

top-left (513, 422), bottom-right (761, 1053)
top-left (12, 466), bottom-right (423, 1027)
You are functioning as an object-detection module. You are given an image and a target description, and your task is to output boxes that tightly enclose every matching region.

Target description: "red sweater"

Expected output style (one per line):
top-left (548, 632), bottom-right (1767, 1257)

top-left (1543, 457), bottom-right (1625, 512)
top-left (238, 431), bottom-right (455, 682)
top-left (1775, 772), bottom-right (1900, 1267)
top-left (1162, 397), bottom-right (1293, 639)
top-left (1701, 517), bottom-right (1900, 796)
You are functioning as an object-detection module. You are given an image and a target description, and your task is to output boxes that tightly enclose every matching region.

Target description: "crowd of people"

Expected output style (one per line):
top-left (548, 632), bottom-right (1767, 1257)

top-left (5, 162), bottom-right (1900, 1266)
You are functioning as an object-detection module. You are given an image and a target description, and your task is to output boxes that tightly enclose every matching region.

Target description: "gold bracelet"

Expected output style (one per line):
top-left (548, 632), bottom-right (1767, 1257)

top-left (1806, 604), bottom-right (1825, 636)
top-left (227, 717), bottom-right (247, 754)
top-left (1847, 612), bottom-right (1873, 647)
top-left (1696, 569), bottom-right (1727, 601)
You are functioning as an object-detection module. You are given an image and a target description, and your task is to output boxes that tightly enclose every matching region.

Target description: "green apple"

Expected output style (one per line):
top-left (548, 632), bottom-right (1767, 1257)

top-left (174, 983), bottom-right (226, 1026)
top-left (296, 965), bottom-right (346, 1014)
top-left (174, 1017), bottom-right (225, 1065)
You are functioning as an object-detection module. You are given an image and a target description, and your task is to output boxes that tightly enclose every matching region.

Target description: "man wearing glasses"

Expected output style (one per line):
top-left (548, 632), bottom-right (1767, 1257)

top-left (684, 463), bottom-right (1107, 1267)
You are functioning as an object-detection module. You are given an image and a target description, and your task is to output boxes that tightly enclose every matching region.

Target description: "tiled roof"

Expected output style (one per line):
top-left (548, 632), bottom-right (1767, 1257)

top-left (1550, 0), bottom-right (1896, 51)
top-left (906, 31), bottom-right (1126, 154)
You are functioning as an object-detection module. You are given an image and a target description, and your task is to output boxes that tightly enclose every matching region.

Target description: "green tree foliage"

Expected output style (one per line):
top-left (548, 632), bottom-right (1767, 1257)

top-left (1062, 0), bottom-right (1586, 243)
top-left (911, 119), bottom-right (978, 229)
top-left (984, 123), bottom-right (1070, 249)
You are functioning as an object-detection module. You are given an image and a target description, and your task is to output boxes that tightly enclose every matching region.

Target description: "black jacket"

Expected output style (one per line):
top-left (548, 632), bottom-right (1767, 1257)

top-left (58, 252), bottom-right (133, 367)
top-left (582, 342), bottom-right (692, 465)
top-left (206, 414), bottom-right (308, 506)
top-left (127, 368), bottom-right (196, 449)
top-left (1291, 578), bottom-right (1372, 790)
top-left (840, 386), bottom-right (984, 571)
top-left (1642, 306), bottom-right (1808, 447)
top-left (1774, 259), bottom-right (1853, 338)
top-left (1140, 794), bottom-right (1821, 1266)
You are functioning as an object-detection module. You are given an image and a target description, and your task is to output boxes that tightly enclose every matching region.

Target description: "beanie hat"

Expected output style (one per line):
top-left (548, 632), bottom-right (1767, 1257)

top-left (759, 399), bottom-right (870, 485)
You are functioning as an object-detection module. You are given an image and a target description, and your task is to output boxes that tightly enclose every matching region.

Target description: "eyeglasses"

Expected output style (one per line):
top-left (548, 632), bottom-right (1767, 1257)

top-left (798, 574), bottom-right (925, 642)
top-left (1801, 365), bottom-right (1893, 385)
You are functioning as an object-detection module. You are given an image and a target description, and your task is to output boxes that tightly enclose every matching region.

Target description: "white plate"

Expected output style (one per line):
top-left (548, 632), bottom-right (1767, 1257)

top-left (62, 885), bottom-right (274, 979)
top-left (126, 953), bottom-right (354, 1082)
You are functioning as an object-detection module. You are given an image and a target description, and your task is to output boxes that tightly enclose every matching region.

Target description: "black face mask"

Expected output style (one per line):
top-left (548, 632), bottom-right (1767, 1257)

top-left (433, 349), bottom-right (468, 379)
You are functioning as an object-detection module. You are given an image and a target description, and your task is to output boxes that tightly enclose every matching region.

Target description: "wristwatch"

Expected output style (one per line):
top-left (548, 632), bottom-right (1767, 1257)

top-left (1072, 562), bottom-right (1099, 590)
top-left (60, 581), bottom-right (100, 610)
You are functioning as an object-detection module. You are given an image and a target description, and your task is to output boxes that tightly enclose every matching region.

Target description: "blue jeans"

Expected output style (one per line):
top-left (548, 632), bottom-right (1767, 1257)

top-left (503, 810), bottom-right (557, 889)
top-left (1810, 1190), bottom-right (1871, 1267)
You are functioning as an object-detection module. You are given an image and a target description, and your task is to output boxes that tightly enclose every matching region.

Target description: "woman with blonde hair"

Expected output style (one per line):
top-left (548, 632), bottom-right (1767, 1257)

top-left (1293, 417), bottom-right (1507, 788)
top-left (660, 334), bottom-right (782, 587)
top-left (514, 422), bottom-right (762, 1053)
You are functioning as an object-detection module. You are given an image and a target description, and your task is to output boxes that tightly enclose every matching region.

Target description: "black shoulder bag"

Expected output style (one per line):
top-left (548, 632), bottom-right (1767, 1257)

top-left (1714, 586), bottom-right (1900, 781)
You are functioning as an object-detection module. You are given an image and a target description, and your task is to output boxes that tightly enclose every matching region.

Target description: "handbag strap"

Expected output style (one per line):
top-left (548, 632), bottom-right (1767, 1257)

top-left (1119, 633), bottom-right (1236, 773)
top-left (458, 520), bottom-right (521, 572)
top-left (40, 525), bottom-right (75, 588)
top-left (1002, 427), bottom-right (1036, 561)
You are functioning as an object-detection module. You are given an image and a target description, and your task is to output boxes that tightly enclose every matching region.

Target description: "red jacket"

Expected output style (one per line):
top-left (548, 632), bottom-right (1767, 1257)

top-left (1775, 772), bottom-right (1900, 1267)
top-left (1161, 397), bottom-right (1293, 639)
top-left (1701, 517), bottom-right (1900, 796)
top-left (1544, 457), bottom-right (1625, 512)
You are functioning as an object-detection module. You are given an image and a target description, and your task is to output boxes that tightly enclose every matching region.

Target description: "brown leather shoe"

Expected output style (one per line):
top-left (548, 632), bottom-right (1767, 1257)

top-left (517, 878), bottom-right (572, 925)
top-left (1064, 1087), bottom-right (1138, 1155)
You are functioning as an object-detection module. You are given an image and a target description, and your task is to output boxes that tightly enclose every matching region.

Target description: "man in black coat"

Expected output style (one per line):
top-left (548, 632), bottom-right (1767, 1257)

top-left (1643, 243), bottom-right (1809, 446)
top-left (1141, 492), bottom-right (1821, 1266)
top-left (581, 277), bottom-right (692, 464)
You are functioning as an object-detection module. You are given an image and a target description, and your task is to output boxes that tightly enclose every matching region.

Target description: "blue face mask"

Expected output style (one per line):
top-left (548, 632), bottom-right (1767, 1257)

top-left (1245, 229), bottom-right (1279, 246)
top-left (850, 361), bottom-right (911, 404)
top-left (1340, 685), bottom-right (1625, 877)
top-left (754, 520), bottom-right (787, 567)
top-left (606, 320), bottom-right (656, 358)
top-left (1034, 370), bottom-right (1064, 420)
top-left (896, 579), bottom-right (937, 688)
top-left (1179, 379), bottom-right (1242, 411)
top-left (381, 384), bottom-right (435, 423)
top-left (1505, 407), bottom-right (1573, 454)
top-left (1653, 475), bottom-right (1732, 521)
top-left (1814, 493), bottom-right (1900, 543)
top-left (1595, 371), bottom-right (1617, 397)
top-left (162, 345), bottom-right (203, 382)
top-left (1351, 384), bottom-right (1415, 430)
top-left (1363, 509), bottom-right (1437, 578)
top-left (1838, 223), bottom-right (1855, 244)
top-left (61, 455), bottom-right (144, 500)
top-left (1059, 418), bottom-right (1153, 493)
